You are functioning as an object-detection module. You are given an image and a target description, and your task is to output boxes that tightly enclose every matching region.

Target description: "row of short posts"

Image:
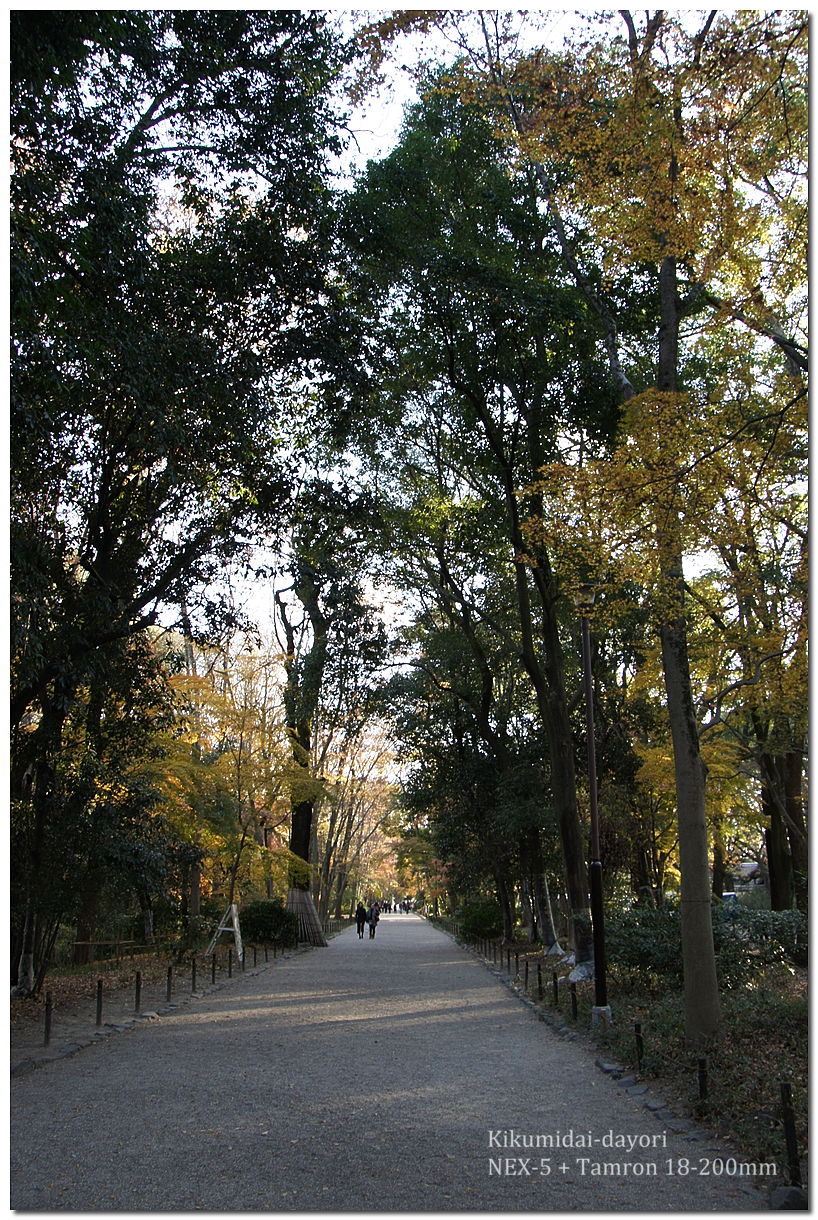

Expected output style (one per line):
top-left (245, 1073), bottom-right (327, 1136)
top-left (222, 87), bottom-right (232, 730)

top-left (472, 938), bottom-right (563, 1010)
top-left (470, 938), bottom-right (803, 1190)
top-left (472, 938), bottom-right (578, 1024)
top-left (43, 943), bottom-right (284, 1041)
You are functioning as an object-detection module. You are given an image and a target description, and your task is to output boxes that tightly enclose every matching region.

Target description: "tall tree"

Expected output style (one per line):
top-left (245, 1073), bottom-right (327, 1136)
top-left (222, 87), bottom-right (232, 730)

top-left (366, 8), bottom-right (805, 1045)
top-left (340, 83), bottom-right (625, 969)
top-left (11, 11), bottom-right (350, 990)
top-left (270, 479), bottom-right (388, 938)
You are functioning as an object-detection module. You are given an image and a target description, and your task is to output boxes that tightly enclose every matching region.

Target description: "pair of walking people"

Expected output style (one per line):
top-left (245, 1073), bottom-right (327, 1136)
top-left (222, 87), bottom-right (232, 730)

top-left (355, 902), bottom-right (380, 939)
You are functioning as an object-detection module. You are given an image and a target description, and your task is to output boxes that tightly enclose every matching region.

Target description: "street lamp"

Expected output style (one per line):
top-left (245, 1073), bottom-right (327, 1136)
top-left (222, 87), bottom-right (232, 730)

top-left (576, 585), bottom-right (611, 1029)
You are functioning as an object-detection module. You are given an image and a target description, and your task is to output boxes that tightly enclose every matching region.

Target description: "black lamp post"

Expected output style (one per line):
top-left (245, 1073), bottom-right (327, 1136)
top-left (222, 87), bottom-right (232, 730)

top-left (577, 587), bottom-right (611, 1027)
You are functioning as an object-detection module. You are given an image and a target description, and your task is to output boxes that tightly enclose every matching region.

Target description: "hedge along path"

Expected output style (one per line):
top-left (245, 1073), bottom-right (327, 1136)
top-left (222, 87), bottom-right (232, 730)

top-left (11, 914), bottom-right (768, 1212)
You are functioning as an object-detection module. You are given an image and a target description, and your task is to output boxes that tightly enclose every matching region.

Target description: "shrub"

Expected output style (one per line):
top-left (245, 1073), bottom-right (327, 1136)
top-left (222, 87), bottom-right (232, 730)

top-left (239, 898), bottom-right (298, 948)
top-left (713, 906), bottom-right (808, 982)
top-left (458, 898), bottom-right (504, 940)
top-left (606, 904), bottom-right (684, 984)
top-left (606, 903), bottom-right (808, 987)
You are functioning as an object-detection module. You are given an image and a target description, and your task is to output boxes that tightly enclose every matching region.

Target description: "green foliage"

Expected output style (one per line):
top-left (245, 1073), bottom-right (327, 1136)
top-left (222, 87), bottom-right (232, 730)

top-left (605, 905), bottom-right (686, 985)
top-left (713, 907), bottom-right (808, 977)
top-left (10, 10), bottom-right (352, 990)
top-left (599, 960), bottom-right (806, 1169)
top-left (239, 899), bottom-right (299, 948)
top-left (606, 904), bottom-right (808, 987)
top-left (458, 898), bottom-right (504, 940)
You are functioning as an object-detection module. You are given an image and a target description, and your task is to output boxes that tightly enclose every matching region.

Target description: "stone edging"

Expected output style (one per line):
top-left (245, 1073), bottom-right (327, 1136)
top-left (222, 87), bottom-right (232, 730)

top-left (450, 934), bottom-right (804, 1211)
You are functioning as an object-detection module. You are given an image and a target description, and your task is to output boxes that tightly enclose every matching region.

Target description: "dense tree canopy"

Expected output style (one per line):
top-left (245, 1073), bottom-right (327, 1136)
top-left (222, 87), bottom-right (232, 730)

top-left (10, 11), bottom-right (807, 1052)
top-left (10, 10), bottom-right (354, 990)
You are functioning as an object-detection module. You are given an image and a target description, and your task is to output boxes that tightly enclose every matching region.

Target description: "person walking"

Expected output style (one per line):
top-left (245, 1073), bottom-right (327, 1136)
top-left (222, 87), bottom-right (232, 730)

top-left (355, 902), bottom-right (367, 939)
top-left (367, 902), bottom-right (380, 939)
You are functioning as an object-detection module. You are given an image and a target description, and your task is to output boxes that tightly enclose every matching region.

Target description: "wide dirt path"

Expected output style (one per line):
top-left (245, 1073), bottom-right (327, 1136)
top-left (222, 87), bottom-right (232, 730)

top-left (11, 914), bottom-right (766, 1212)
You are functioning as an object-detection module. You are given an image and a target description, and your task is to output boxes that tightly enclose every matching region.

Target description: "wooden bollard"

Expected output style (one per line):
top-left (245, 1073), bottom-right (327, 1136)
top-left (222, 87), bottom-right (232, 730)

top-left (697, 1056), bottom-right (708, 1100)
top-left (166, 965), bottom-right (173, 1002)
top-left (552, 970), bottom-right (559, 1007)
top-left (264, 946), bottom-right (268, 963)
top-left (780, 1081), bottom-right (802, 1187)
top-left (134, 971), bottom-right (142, 1014)
top-left (570, 981), bottom-right (578, 1020)
top-left (537, 963), bottom-right (544, 1000)
top-left (241, 949), bottom-right (245, 972)
top-left (635, 1021), bottom-right (644, 1070)
top-left (506, 948), bottom-right (511, 973)
top-left (191, 958), bottom-right (197, 993)
top-left (96, 979), bottom-right (103, 1027)
top-left (43, 991), bottom-right (53, 1046)
top-left (253, 947), bottom-right (257, 967)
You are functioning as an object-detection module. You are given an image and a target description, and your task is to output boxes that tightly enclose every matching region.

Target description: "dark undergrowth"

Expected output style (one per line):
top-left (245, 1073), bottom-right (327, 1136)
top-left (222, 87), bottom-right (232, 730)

top-left (587, 962), bottom-right (807, 1178)
top-left (436, 920), bottom-right (806, 1187)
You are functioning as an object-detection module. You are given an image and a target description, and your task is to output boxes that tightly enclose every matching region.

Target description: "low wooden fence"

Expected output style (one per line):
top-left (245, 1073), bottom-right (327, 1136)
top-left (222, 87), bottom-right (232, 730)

top-left (429, 916), bottom-right (804, 1193)
top-left (34, 918), bottom-right (357, 1052)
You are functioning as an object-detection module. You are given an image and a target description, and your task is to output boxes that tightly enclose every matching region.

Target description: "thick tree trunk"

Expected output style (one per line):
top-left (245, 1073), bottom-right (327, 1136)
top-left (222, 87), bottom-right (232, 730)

top-left (289, 800), bottom-right (314, 887)
top-left (661, 616), bottom-right (721, 1045)
top-left (657, 254), bottom-right (721, 1046)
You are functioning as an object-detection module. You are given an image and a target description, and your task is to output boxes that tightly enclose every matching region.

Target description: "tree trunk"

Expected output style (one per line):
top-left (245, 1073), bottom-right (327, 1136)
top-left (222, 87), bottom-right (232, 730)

top-left (534, 871), bottom-right (562, 953)
top-left (520, 876), bottom-right (536, 942)
top-left (190, 860), bottom-right (202, 914)
top-left (661, 616), bottom-right (721, 1045)
top-left (15, 901), bottom-right (37, 995)
top-left (13, 693), bottom-right (70, 993)
top-left (507, 504), bottom-right (591, 964)
top-left (73, 885), bottom-right (101, 966)
top-left (763, 760), bottom-right (794, 910)
top-left (137, 889), bottom-right (155, 944)
top-left (461, 389), bottom-right (592, 967)
top-left (711, 819), bottom-right (727, 899)
top-left (495, 872), bottom-right (515, 943)
top-left (785, 750), bottom-right (807, 912)
top-left (333, 867), bottom-right (349, 919)
top-left (656, 253), bottom-right (721, 1046)
top-left (289, 799), bottom-right (313, 887)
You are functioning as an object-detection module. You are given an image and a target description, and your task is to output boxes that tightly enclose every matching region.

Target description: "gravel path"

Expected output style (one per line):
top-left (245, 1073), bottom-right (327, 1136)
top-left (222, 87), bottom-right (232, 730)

top-left (11, 914), bottom-right (768, 1212)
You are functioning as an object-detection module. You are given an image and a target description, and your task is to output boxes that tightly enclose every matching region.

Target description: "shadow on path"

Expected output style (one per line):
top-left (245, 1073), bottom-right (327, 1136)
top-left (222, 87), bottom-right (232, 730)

top-left (11, 915), bottom-right (767, 1212)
